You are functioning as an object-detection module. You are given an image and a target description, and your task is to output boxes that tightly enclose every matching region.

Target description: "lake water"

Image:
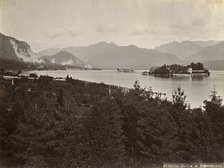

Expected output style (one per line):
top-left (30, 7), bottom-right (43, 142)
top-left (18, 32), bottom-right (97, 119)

top-left (26, 70), bottom-right (224, 108)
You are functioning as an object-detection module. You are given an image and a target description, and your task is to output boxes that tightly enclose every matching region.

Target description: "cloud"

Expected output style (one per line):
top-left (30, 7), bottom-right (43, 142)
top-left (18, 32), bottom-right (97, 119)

top-left (131, 26), bottom-right (150, 36)
top-left (205, 0), bottom-right (224, 5)
top-left (170, 16), bottom-right (212, 39)
top-left (47, 28), bottom-right (65, 39)
top-left (47, 28), bottom-right (81, 39)
top-left (0, 0), bottom-right (16, 7)
top-left (68, 28), bottom-right (82, 37)
top-left (95, 23), bottom-right (118, 33)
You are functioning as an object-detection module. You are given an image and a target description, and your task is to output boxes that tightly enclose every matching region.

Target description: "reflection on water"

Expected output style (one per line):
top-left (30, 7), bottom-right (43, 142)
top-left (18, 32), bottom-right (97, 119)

top-left (192, 76), bottom-right (204, 81)
top-left (25, 70), bottom-right (224, 108)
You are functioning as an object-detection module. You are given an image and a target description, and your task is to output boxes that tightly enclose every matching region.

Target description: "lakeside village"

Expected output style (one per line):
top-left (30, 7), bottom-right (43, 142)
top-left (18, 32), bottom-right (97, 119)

top-left (142, 62), bottom-right (210, 77)
top-left (0, 69), bottom-right (66, 84)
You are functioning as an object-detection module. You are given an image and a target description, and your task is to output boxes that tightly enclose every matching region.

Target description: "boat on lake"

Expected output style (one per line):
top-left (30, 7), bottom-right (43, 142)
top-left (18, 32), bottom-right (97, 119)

top-left (117, 68), bottom-right (134, 73)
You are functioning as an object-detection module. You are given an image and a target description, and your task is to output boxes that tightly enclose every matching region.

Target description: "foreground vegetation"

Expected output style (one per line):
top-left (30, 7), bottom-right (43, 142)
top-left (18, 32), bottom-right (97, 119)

top-left (0, 76), bottom-right (224, 168)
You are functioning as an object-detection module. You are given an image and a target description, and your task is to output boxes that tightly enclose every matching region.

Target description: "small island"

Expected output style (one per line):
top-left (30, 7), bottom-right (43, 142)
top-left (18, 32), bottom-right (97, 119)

top-left (143, 62), bottom-right (210, 77)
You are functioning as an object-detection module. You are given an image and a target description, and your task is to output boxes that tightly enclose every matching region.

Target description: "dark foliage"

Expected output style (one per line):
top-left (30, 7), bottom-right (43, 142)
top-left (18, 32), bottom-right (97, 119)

top-left (0, 77), bottom-right (224, 168)
top-left (190, 62), bottom-right (204, 70)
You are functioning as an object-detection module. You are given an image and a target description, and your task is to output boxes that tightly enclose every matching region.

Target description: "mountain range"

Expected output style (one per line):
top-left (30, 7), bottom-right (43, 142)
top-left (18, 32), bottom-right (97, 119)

top-left (38, 42), bottom-right (181, 69)
top-left (38, 41), bottom-right (224, 70)
top-left (1, 32), bottom-right (224, 70)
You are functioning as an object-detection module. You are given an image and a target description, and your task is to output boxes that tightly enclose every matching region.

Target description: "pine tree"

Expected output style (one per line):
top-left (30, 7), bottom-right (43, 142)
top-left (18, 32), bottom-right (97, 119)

top-left (57, 89), bottom-right (64, 108)
top-left (172, 85), bottom-right (187, 109)
top-left (203, 89), bottom-right (224, 162)
top-left (82, 97), bottom-right (125, 167)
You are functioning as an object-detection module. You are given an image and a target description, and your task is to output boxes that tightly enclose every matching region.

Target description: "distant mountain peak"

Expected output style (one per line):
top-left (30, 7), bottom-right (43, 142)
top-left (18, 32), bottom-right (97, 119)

top-left (41, 50), bottom-right (92, 69)
top-left (187, 41), bottom-right (224, 61)
top-left (127, 44), bottom-right (138, 48)
top-left (155, 40), bottom-right (221, 60)
top-left (55, 50), bottom-right (73, 56)
top-left (109, 42), bottom-right (116, 45)
top-left (92, 41), bottom-right (109, 46)
top-left (90, 41), bottom-right (120, 48)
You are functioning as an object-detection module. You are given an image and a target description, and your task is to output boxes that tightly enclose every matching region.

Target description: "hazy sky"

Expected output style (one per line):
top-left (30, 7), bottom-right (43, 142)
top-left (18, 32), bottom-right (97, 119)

top-left (0, 0), bottom-right (224, 51)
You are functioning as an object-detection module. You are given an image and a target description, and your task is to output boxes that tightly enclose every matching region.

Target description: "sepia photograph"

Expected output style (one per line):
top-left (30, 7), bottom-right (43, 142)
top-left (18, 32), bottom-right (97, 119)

top-left (0, 0), bottom-right (224, 167)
